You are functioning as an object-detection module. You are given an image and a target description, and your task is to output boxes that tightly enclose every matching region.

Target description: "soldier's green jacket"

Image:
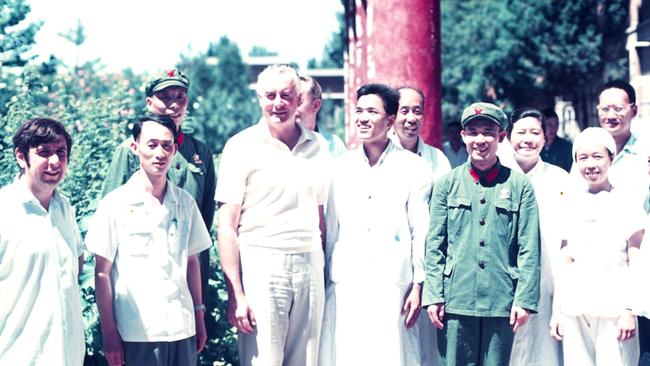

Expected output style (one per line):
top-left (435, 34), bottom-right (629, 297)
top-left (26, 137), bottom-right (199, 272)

top-left (423, 161), bottom-right (540, 317)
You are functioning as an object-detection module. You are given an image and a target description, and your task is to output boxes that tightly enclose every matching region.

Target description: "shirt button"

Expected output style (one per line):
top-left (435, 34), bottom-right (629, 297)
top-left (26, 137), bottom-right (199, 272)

top-left (480, 197), bottom-right (486, 204)
top-left (478, 261), bottom-right (485, 269)
top-left (479, 219), bottom-right (485, 225)
top-left (479, 240), bottom-right (486, 247)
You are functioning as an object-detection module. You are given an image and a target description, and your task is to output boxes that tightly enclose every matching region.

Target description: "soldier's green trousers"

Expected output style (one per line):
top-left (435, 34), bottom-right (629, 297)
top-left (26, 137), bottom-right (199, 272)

top-left (438, 313), bottom-right (515, 366)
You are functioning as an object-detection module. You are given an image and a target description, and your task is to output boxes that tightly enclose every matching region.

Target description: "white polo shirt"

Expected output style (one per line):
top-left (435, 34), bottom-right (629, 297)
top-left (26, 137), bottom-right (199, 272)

top-left (215, 120), bottom-right (330, 253)
top-left (389, 131), bottom-right (451, 182)
top-left (85, 173), bottom-right (212, 342)
top-left (0, 180), bottom-right (85, 365)
top-left (327, 140), bottom-right (433, 285)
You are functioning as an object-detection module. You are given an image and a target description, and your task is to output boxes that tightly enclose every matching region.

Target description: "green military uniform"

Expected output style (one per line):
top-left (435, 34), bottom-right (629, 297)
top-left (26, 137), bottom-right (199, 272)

top-left (423, 161), bottom-right (540, 366)
top-left (102, 131), bottom-right (216, 304)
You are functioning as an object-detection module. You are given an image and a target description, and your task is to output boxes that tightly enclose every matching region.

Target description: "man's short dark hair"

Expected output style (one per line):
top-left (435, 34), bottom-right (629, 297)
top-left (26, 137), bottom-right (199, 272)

top-left (509, 107), bottom-right (546, 135)
top-left (397, 86), bottom-right (425, 108)
top-left (599, 79), bottom-right (636, 104)
top-left (356, 83), bottom-right (399, 116)
top-left (541, 108), bottom-right (558, 121)
top-left (13, 118), bottom-right (72, 165)
top-left (132, 114), bottom-right (178, 142)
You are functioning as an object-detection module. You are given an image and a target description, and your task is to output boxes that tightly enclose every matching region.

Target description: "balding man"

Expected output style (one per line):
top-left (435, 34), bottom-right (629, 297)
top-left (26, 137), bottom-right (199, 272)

top-left (390, 86), bottom-right (451, 183)
top-left (216, 65), bottom-right (330, 366)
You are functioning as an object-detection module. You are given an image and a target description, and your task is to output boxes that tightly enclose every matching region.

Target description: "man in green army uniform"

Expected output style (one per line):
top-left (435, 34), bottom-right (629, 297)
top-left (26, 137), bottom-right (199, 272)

top-left (423, 102), bottom-right (540, 366)
top-left (101, 69), bottom-right (216, 306)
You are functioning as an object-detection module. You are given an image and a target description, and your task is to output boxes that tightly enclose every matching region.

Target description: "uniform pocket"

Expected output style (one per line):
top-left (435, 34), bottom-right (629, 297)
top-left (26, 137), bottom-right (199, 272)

top-left (447, 197), bottom-right (471, 241)
top-left (494, 198), bottom-right (517, 232)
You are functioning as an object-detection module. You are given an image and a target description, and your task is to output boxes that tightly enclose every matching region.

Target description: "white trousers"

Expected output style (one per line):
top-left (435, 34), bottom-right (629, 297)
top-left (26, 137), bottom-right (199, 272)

top-left (239, 249), bottom-right (325, 366)
top-left (509, 290), bottom-right (562, 366)
top-left (334, 280), bottom-right (420, 365)
top-left (562, 315), bottom-right (639, 366)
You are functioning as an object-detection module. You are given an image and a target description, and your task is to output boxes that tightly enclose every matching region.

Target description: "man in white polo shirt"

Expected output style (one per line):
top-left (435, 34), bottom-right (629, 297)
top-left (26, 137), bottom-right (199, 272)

top-left (0, 118), bottom-right (85, 365)
top-left (216, 64), bottom-right (329, 366)
top-left (86, 114), bottom-right (212, 366)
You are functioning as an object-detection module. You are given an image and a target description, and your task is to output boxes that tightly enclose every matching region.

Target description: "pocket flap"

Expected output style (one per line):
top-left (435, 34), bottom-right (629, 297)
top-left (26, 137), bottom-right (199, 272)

top-left (448, 196), bottom-right (471, 208)
top-left (494, 198), bottom-right (515, 211)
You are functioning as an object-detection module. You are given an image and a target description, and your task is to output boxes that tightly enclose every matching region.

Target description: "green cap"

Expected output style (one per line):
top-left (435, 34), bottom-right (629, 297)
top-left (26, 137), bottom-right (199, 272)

top-left (145, 68), bottom-right (190, 96)
top-left (460, 102), bottom-right (508, 131)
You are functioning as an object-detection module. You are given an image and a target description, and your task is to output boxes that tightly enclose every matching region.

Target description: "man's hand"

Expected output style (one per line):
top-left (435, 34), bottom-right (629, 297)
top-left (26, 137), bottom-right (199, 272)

top-left (510, 306), bottom-right (530, 332)
top-left (195, 310), bottom-right (208, 352)
top-left (102, 330), bottom-right (124, 366)
top-left (402, 283), bottom-right (422, 329)
top-left (228, 295), bottom-right (256, 334)
top-left (426, 303), bottom-right (445, 329)
top-left (548, 312), bottom-right (564, 341)
top-left (617, 310), bottom-right (636, 341)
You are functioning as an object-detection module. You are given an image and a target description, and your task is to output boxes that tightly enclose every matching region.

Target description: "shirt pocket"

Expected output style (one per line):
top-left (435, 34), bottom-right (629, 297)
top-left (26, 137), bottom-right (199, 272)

top-left (118, 230), bottom-right (152, 257)
top-left (494, 198), bottom-right (517, 234)
top-left (447, 196), bottom-right (471, 240)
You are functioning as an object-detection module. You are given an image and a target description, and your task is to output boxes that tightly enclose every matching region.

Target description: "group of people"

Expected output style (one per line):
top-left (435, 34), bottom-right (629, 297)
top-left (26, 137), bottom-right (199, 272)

top-left (1, 62), bottom-right (649, 366)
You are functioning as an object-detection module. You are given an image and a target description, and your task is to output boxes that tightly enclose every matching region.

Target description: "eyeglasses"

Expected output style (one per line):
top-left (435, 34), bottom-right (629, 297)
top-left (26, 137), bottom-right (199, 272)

top-left (596, 103), bottom-right (634, 114)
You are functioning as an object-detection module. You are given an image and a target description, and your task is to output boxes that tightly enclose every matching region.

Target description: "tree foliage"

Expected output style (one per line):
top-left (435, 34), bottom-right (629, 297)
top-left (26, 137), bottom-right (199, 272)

top-left (179, 36), bottom-right (259, 154)
top-left (441, 0), bottom-right (629, 126)
top-left (0, 0), bottom-right (40, 68)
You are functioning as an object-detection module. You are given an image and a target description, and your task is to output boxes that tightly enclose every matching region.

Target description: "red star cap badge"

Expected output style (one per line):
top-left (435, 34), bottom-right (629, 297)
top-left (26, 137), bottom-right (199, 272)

top-left (474, 107), bottom-right (483, 115)
top-left (167, 70), bottom-right (175, 77)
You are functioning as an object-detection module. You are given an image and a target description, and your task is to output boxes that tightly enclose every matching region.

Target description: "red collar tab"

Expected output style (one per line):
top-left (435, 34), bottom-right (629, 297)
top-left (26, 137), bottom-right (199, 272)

top-left (468, 162), bottom-right (500, 184)
top-left (177, 131), bottom-right (185, 146)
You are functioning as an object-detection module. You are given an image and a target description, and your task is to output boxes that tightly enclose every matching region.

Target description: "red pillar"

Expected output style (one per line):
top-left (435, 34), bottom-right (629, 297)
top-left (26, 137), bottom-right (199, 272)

top-left (345, 0), bottom-right (442, 149)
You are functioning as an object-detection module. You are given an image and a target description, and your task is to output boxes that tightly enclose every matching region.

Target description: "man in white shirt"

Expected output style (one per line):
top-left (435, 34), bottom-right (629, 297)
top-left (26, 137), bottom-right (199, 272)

top-left (0, 118), bottom-right (85, 365)
top-left (571, 80), bottom-right (647, 202)
top-left (86, 114), bottom-right (212, 366)
top-left (390, 86), bottom-right (451, 183)
top-left (327, 83), bottom-right (433, 365)
top-left (216, 65), bottom-right (329, 366)
top-left (390, 86), bottom-right (450, 365)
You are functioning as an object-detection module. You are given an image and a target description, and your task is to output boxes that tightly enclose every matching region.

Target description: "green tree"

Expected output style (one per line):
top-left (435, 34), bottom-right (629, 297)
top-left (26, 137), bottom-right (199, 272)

top-left (441, 0), bottom-right (629, 127)
top-left (0, 0), bottom-right (40, 68)
top-left (248, 45), bottom-right (278, 57)
top-left (179, 36), bottom-right (259, 153)
top-left (0, 0), bottom-right (42, 116)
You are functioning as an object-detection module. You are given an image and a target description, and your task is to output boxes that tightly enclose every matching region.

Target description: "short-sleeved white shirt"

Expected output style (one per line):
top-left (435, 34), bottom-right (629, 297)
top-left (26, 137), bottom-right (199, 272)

top-left (215, 120), bottom-right (331, 253)
top-left (0, 180), bottom-right (85, 365)
top-left (561, 187), bottom-right (645, 317)
top-left (85, 173), bottom-right (212, 342)
top-left (389, 131), bottom-right (451, 182)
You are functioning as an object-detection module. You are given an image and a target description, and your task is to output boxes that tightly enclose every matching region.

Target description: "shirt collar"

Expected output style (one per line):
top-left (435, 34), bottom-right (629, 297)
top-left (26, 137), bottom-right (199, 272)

top-left (177, 131), bottom-right (185, 146)
top-left (388, 128), bottom-right (423, 155)
top-left (468, 160), bottom-right (502, 184)
top-left (122, 171), bottom-right (177, 205)
top-left (11, 179), bottom-right (61, 213)
top-left (356, 138), bottom-right (395, 166)
top-left (255, 118), bottom-right (316, 151)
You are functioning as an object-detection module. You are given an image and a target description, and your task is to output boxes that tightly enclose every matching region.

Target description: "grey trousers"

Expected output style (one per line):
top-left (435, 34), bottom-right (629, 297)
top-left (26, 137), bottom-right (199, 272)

top-left (123, 336), bottom-right (197, 366)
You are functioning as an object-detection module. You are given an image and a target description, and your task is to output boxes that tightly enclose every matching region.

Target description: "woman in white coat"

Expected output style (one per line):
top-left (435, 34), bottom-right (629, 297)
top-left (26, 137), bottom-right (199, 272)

top-left (549, 127), bottom-right (643, 366)
top-left (507, 108), bottom-right (569, 366)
